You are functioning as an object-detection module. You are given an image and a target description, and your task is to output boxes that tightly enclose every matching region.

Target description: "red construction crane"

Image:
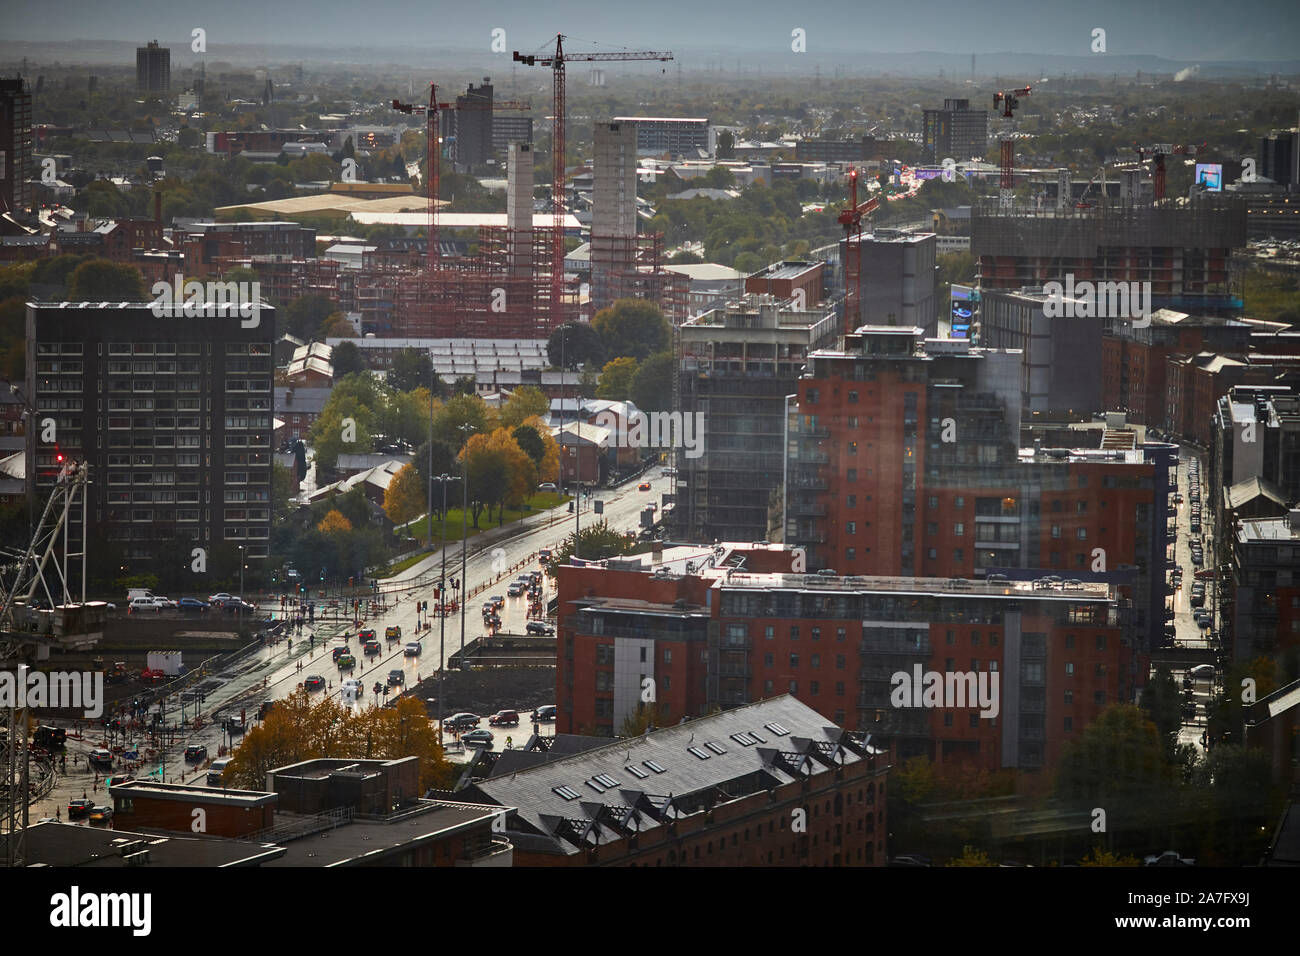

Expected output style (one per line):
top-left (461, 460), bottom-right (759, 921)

top-left (1135, 142), bottom-right (1206, 200)
top-left (992, 85), bottom-right (1032, 202)
top-left (514, 35), bottom-right (673, 327)
top-left (392, 86), bottom-right (529, 278)
top-left (837, 168), bottom-right (879, 327)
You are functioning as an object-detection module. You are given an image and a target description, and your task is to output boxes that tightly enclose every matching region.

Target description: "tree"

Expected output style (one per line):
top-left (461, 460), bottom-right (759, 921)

top-left (282, 294), bottom-right (337, 341)
top-left (67, 258), bottom-right (147, 301)
top-left (547, 321), bottom-right (605, 370)
top-left (1139, 665), bottom-right (1183, 760)
top-left (388, 347), bottom-right (437, 394)
top-left (499, 385), bottom-right (549, 430)
top-left (519, 415), bottom-right (559, 483)
top-left (331, 340), bottom-right (365, 379)
top-left (717, 129), bottom-right (735, 159)
top-left (619, 702), bottom-right (671, 736)
top-left (433, 393), bottom-right (493, 449)
top-left (511, 424), bottom-right (546, 469)
top-left (383, 463), bottom-right (425, 527)
top-left (271, 462), bottom-right (300, 520)
top-left (461, 438), bottom-right (508, 528)
top-left (597, 356), bottom-right (639, 400)
top-left (548, 520), bottom-right (636, 568)
top-left (1078, 847), bottom-right (1141, 867)
top-left (947, 846), bottom-right (996, 867)
top-left (317, 509), bottom-right (352, 534)
top-left (591, 299), bottom-right (670, 362)
top-left (318, 311), bottom-right (353, 338)
top-left (630, 351), bottom-right (674, 412)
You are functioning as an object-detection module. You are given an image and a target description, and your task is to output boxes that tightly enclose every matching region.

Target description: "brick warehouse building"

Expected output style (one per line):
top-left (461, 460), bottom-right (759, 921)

top-left (554, 544), bottom-right (1135, 771)
top-left (455, 696), bottom-right (890, 866)
top-left (787, 326), bottom-right (1175, 643)
top-left (26, 302), bottom-right (275, 573)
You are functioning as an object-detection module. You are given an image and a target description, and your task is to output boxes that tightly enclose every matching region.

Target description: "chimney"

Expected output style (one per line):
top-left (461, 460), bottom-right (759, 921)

top-left (1290, 508), bottom-right (1300, 534)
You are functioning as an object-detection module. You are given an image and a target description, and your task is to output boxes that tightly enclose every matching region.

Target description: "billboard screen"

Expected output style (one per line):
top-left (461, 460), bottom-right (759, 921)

top-left (950, 284), bottom-right (977, 339)
top-left (1195, 163), bottom-right (1223, 191)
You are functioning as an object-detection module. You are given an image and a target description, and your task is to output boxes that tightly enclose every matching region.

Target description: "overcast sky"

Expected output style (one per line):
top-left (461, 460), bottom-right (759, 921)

top-left (6, 0), bottom-right (1300, 61)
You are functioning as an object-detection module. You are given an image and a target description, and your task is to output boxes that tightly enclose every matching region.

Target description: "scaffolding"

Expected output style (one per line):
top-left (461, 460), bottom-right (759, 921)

top-left (589, 231), bottom-right (690, 322)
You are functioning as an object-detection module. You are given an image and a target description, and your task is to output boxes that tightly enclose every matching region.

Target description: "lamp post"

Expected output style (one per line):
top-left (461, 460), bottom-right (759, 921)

top-left (238, 545), bottom-right (245, 630)
top-left (436, 473), bottom-right (451, 730)
top-left (458, 423), bottom-right (471, 654)
top-left (426, 350), bottom-right (435, 549)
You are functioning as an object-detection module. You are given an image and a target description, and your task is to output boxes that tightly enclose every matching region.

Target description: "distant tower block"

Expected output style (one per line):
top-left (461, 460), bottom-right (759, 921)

top-left (1056, 168), bottom-right (1071, 211)
top-left (591, 121), bottom-right (639, 310)
top-left (507, 142), bottom-right (534, 277)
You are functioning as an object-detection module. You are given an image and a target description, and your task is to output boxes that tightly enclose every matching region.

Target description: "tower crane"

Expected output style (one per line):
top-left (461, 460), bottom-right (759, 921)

top-left (1135, 142), bottom-right (1205, 201)
top-left (837, 168), bottom-right (879, 327)
top-left (391, 86), bottom-right (530, 280)
top-left (513, 35), bottom-right (673, 327)
top-left (992, 85), bottom-right (1032, 206)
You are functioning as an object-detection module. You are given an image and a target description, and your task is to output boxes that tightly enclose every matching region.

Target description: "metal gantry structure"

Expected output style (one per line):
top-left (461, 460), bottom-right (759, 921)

top-left (2, 459), bottom-right (103, 867)
top-left (993, 85), bottom-right (1032, 206)
top-left (837, 168), bottom-right (880, 328)
top-left (513, 34), bottom-right (674, 328)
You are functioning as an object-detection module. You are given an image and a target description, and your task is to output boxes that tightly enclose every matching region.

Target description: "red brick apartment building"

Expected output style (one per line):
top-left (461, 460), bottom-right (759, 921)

top-left (556, 544), bottom-right (1134, 771)
top-left (457, 696), bottom-right (890, 866)
top-left (787, 326), bottom-right (1175, 641)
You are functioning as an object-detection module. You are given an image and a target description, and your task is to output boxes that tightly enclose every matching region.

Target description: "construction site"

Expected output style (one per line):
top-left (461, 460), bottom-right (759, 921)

top-left (383, 37), bottom-right (688, 339)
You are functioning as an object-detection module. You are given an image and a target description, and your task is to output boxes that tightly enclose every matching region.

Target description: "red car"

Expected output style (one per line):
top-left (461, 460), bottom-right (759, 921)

top-left (489, 710), bottom-right (519, 726)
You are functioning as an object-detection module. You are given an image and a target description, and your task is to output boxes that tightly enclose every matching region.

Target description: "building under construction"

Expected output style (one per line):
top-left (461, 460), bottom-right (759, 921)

top-left (972, 193), bottom-right (1249, 318)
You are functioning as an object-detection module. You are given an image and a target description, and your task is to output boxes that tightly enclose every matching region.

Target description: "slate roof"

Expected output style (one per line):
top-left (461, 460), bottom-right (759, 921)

top-left (462, 695), bottom-right (883, 855)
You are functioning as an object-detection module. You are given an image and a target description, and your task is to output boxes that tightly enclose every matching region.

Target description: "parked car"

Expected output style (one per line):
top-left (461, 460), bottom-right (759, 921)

top-left (364, 640), bottom-right (381, 656)
top-left (88, 806), bottom-right (114, 825)
top-left (526, 621), bottom-right (555, 636)
top-left (538, 549), bottom-right (552, 561)
top-left (538, 482), bottom-right (557, 492)
top-left (387, 670), bottom-right (405, 688)
top-left (1144, 850), bottom-right (1194, 866)
top-left (531, 704), bottom-right (556, 722)
top-left (177, 597), bottom-right (209, 611)
top-left (489, 710), bottom-right (519, 726)
top-left (404, 642), bottom-right (421, 657)
top-left (447, 712), bottom-right (480, 730)
top-left (337, 654), bottom-right (356, 670)
top-left (385, 626), bottom-right (401, 640)
top-left (207, 592), bottom-right (235, 605)
top-left (67, 798), bottom-right (95, 819)
top-left (1190, 664), bottom-right (1216, 680)
top-left (207, 757), bottom-right (232, 786)
top-left (129, 596), bottom-right (162, 611)
top-left (184, 744), bottom-right (208, 762)
top-left (462, 729), bottom-right (495, 748)
top-left (303, 675), bottom-right (326, 691)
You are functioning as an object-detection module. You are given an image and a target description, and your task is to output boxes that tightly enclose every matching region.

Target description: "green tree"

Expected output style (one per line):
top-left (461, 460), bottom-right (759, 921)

top-left (331, 340), bottom-right (366, 379)
top-left (547, 321), bottom-right (605, 370)
top-left (432, 393), bottom-right (492, 449)
top-left (282, 293), bottom-right (337, 341)
top-left (596, 356), bottom-right (639, 400)
top-left (1139, 666), bottom-right (1183, 760)
top-left (319, 311), bottom-right (353, 338)
top-left (591, 299), bottom-right (670, 362)
top-left (511, 424), bottom-right (546, 470)
top-left (67, 258), bottom-right (147, 300)
top-left (388, 347), bottom-right (438, 394)
top-left (499, 386), bottom-right (549, 429)
top-left (271, 461), bottom-right (300, 520)
top-left (630, 351), bottom-right (675, 412)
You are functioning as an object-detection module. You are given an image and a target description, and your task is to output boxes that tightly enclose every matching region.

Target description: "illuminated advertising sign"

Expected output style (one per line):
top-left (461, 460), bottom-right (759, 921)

top-left (1194, 163), bottom-right (1223, 191)
top-left (950, 284), bottom-right (978, 339)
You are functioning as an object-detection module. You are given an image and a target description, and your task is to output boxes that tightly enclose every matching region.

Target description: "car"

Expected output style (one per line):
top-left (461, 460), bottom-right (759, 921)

top-left (360, 628), bottom-right (378, 642)
top-left (507, 582), bottom-right (526, 597)
top-left (538, 549), bottom-right (552, 561)
top-left (337, 654), bottom-right (356, 670)
top-left (489, 709), bottom-right (519, 726)
top-left (207, 592), bottom-right (235, 604)
top-left (67, 799), bottom-right (95, 819)
top-left (404, 642), bottom-right (421, 657)
top-left (184, 744), bottom-right (208, 762)
top-left (331, 646), bottom-right (351, 662)
top-left (1190, 664), bottom-right (1216, 680)
top-left (447, 712), bottom-right (480, 730)
top-left (1197, 616), bottom-right (1211, 630)
top-left (490, 595), bottom-right (505, 609)
top-left (178, 597), bottom-right (209, 611)
top-left (303, 675), bottom-right (326, 691)
top-left (340, 679), bottom-right (363, 699)
top-left (207, 757), bottom-right (232, 786)
top-left (88, 748), bottom-right (114, 770)
top-left (538, 482), bottom-right (557, 492)
top-left (1190, 552), bottom-right (1203, 566)
top-left (1143, 850), bottom-right (1194, 866)
top-left (128, 596), bottom-right (162, 611)
top-left (485, 615), bottom-right (501, 630)
top-left (526, 621), bottom-right (555, 636)
top-left (387, 670), bottom-right (405, 688)
top-left (529, 571), bottom-right (542, 584)
top-left (531, 704), bottom-right (556, 722)
top-left (222, 599), bottom-right (257, 614)
top-left (889, 854), bottom-right (934, 867)
top-left (364, 640), bottom-right (381, 656)
top-left (151, 596), bottom-right (177, 608)
top-left (638, 482), bottom-right (651, 491)
top-left (88, 806), bottom-right (114, 825)
top-left (385, 626), bottom-right (401, 640)
top-left (462, 729), bottom-right (495, 748)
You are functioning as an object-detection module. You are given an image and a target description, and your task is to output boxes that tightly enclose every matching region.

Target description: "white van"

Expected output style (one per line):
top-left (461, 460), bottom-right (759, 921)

top-left (127, 588), bottom-right (156, 602)
top-left (207, 757), bottom-right (232, 786)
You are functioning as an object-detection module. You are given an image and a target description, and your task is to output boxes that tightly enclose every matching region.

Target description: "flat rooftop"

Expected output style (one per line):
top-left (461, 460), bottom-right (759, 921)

top-left (263, 800), bottom-right (504, 867)
top-left (108, 780), bottom-right (277, 807)
top-left (5, 821), bottom-right (284, 867)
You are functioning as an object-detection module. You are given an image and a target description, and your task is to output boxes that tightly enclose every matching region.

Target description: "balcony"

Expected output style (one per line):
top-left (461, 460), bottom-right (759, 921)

top-left (454, 837), bottom-right (514, 867)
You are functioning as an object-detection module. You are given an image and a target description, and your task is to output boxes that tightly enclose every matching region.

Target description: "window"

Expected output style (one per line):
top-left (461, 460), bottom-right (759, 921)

top-left (1064, 690), bottom-right (1073, 705)
top-left (1095, 635), bottom-right (1107, 650)
top-left (643, 760), bottom-right (667, 773)
top-left (971, 631), bottom-right (981, 646)
top-left (688, 746), bottom-right (711, 760)
top-left (626, 764), bottom-right (648, 779)
top-left (790, 626), bottom-right (799, 640)
top-left (764, 653), bottom-right (774, 666)
top-left (1065, 662), bottom-right (1074, 676)
top-left (1065, 634), bottom-right (1074, 649)
top-left (954, 496), bottom-right (964, 509)
top-left (704, 741), bottom-right (726, 755)
top-left (1064, 717), bottom-right (1073, 732)
top-left (944, 712), bottom-right (953, 727)
top-left (788, 680), bottom-right (798, 694)
top-left (846, 548), bottom-right (856, 561)
top-left (1051, 525), bottom-right (1061, 538)
top-left (928, 496), bottom-right (938, 509)
top-left (552, 786), bottom-right (581, 800)
top-left (954, 522), bottom-right (964, 536)
top-left (1094, 691), bottom-right (1106, 706)
top-left (848, 390), bottom-right (858, 403)
top-left (846, 469), bottom-right (857, 482)
top-left (836, 682), bottom-right (845, 696)
top-left (836, 655), bottom-right (846, 670)
top-left (1076, 527), bottom-right (1087, 540)
top-left (765, 625), bottom-right (774, 640)
top-left (811, 628), bottom-right (821, 642)
top-left (810, 681), bottom-right (820, 695)
top-left (639, 646), bottom-right (647, 662)
top-left (846, 521), bottom-right (856, 534)
top-left (790, 654), bottom-right (799, 668)
top-left (847, 495), bottom-right (857, 508)
top-left (836, 627), bottom-right (846, 642)
top-left (664, 648), bottom-right (673, 663)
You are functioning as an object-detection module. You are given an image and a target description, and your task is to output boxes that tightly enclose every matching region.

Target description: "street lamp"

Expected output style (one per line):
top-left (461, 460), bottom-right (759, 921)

top-left (436, 473), bottom-right (452, 730)
top-left (238, 545), bottom-right (245, 629)
top-left (458, 423), bottom-right (472, 655)
top-left (426, 349), bottom-right (435, 549)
